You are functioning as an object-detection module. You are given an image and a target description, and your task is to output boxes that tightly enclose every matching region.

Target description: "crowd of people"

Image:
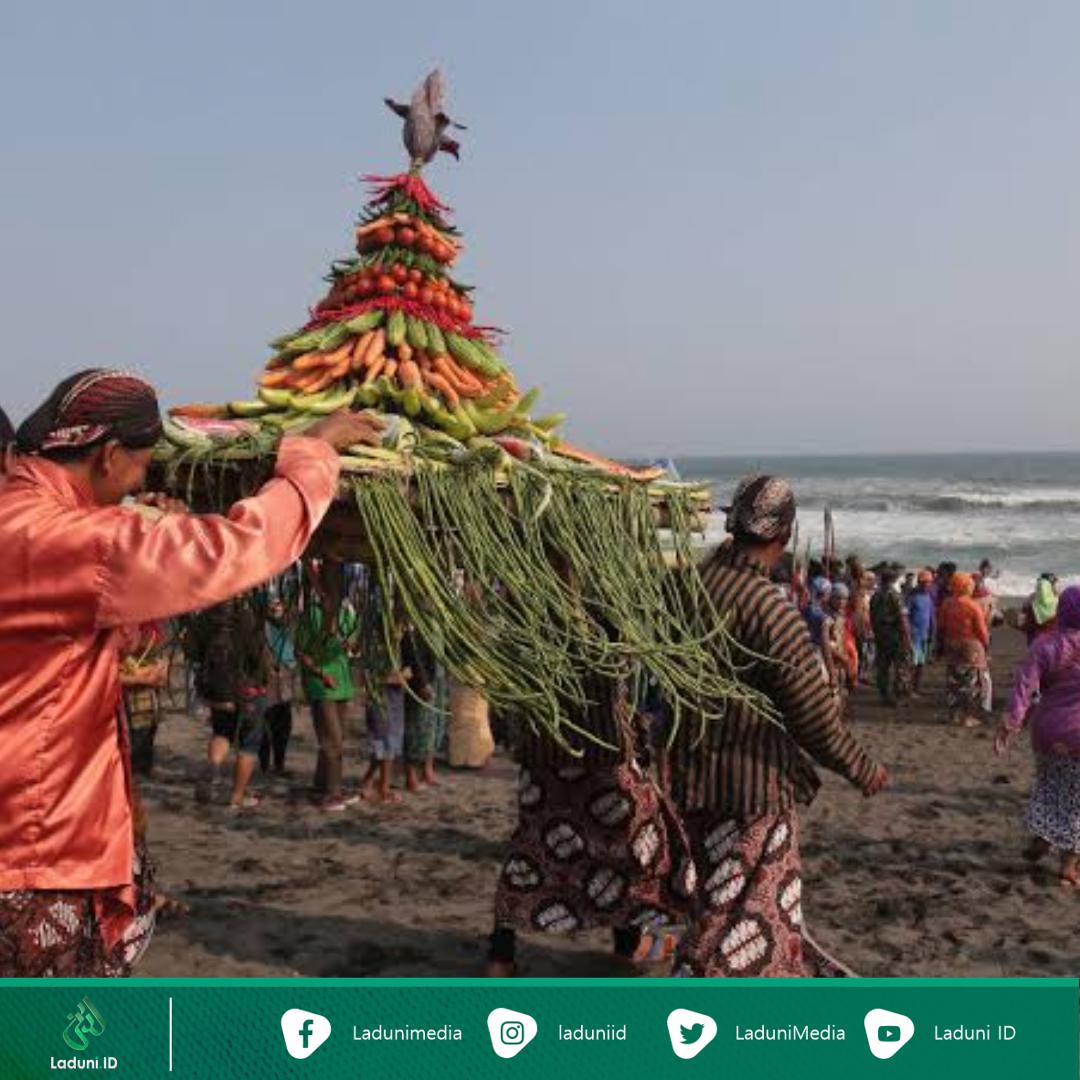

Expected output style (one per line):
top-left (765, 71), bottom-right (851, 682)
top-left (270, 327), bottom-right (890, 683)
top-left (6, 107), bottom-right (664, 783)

top-left (790, 556), bottom-right (1000, 726)
top-left (1, 376), bottom-right (1079, 982)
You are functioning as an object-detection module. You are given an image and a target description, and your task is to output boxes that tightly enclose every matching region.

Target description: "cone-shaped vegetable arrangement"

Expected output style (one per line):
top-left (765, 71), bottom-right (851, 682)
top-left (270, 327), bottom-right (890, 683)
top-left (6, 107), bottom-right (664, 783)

top-left (156, 71), bottom-right (768, 750)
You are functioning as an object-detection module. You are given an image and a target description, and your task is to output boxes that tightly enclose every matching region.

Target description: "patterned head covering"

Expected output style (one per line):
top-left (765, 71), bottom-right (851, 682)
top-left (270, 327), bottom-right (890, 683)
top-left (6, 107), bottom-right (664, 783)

top-left (17, 369), bottom-right (162, 455)
top-left (723, 475), bottom-right (796, 542)
top-left (0, 407), bottom-right (13, 448)
top-left (831, 582), bottom-right (850, 602)
top-left (810, 576), bottom-right (832, 601)
top-left (951, 572), bottom-right (975, 598)
top-left (1057, 586), bottom-right (1080, 632)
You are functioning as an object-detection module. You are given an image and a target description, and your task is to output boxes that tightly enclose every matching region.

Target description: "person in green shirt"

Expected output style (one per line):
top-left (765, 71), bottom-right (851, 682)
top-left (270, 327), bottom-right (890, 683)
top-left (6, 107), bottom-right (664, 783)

top-left (296, 575), bottom-right (360, 812)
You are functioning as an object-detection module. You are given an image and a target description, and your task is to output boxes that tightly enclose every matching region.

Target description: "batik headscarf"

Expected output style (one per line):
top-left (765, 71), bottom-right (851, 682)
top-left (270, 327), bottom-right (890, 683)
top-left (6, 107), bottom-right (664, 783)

top-left (723, 475), bottom-right (796, 542)
top-left (16, 369), bottom-right (162, 455)
top-left (1057, 586), bottom-right (1080, 632)
top-left (1032, 577), bottom-right (1059, 626)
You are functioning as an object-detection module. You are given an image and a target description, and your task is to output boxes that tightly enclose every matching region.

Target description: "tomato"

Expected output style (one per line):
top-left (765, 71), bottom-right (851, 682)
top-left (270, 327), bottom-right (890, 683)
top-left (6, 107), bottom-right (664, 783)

top-left (391, 264), bottom-right (408, 284)
top-left (374, 226), bottom-right (395, 245)
top-left (418, 287), bottom-right (434, 306)
top-left (356, 278), bottom-right (372, 297)
top-left (408, 268), bottom-right (422, 283)
top-left (376, 274), bottom-right (396, 293)
top-left (417, 236), bottom-right (435, 256)
top-left (397, 226), bottom-right (417, 247)
top-left (431, 292), bottom-right (447, 310)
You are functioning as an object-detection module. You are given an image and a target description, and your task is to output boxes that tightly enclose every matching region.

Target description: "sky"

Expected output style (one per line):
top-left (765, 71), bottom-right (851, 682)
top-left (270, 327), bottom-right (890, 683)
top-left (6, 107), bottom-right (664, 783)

top-left (1, 1), bottom-right (1079, 457)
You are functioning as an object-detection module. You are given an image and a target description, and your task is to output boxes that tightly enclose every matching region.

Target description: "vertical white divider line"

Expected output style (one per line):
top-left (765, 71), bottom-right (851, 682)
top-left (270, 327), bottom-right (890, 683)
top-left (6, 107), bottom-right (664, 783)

top-left (169, 996), bottom-right (174, 1072)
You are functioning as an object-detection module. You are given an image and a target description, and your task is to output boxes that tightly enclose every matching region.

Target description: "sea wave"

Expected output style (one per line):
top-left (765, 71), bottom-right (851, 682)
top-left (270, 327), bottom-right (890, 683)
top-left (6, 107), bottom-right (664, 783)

top-left (787, 492), bottom-right (1080, 515)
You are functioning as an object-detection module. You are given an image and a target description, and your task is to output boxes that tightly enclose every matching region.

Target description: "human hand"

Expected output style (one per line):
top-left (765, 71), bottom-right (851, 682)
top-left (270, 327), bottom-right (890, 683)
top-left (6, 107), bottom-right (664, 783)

top-left (134, 492), bottom-right (189, 515)
top-left (862, 763), bottom-right (889, 797)
top-left (994, 723), bottom-right (1018, 758)
top-left (303, 410), bottom-right (384, 451)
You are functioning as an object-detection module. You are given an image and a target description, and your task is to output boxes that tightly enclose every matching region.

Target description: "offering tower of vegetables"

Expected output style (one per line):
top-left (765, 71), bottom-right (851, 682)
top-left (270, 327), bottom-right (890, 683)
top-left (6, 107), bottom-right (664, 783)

top-left (249, 168), bottom-right (552, 443)
top-left (157, 72), bottom-right (763, 749)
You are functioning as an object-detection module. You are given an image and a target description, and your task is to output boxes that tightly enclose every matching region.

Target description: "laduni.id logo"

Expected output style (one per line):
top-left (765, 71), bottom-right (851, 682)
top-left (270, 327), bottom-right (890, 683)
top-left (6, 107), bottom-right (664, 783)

top-left (281, 1009), bottom-right (332, 1060)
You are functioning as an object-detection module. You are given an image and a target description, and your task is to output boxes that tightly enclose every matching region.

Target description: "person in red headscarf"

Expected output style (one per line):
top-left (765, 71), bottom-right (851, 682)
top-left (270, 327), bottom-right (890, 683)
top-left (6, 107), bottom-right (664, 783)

top-left (937, 572), bottom-right (990, 727)
top-left (0, 369), bottom-right (381, 976)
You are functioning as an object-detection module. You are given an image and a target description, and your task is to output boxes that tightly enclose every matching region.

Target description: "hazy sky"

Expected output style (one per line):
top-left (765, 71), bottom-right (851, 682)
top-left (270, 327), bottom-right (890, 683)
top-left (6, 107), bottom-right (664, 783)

top-left (2, 1), bottom-right (1078, 456)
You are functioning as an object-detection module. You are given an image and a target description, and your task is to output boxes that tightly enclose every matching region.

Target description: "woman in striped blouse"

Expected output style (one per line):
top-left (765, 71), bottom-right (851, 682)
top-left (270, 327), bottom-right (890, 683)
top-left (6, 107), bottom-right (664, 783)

top-left (670, 476), bottom-right (888, 978)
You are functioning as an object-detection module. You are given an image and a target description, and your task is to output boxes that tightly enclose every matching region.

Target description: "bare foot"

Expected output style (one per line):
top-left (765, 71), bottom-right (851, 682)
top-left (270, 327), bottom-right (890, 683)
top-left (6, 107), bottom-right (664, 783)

top-left (423, 768), bottom-right (439, 787)
top-left (406, 771), bottom-right (422, 794)
top-left (368, 788), bottom-right (404, 805)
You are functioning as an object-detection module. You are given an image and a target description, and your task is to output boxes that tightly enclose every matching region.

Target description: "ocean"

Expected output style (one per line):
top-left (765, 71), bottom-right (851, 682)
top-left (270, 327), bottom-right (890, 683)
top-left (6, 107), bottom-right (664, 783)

top-left (674, 452), bottom-right (1080, 598)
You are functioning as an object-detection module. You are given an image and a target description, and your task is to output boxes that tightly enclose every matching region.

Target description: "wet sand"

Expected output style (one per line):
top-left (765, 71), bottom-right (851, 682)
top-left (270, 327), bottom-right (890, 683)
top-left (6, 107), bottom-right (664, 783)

top-left (138, 624), bottom-right (1075, 978)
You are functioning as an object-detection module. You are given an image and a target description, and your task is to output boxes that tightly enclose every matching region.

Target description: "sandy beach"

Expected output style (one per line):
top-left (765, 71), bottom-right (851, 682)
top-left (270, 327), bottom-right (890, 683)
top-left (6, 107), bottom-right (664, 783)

top-left (137, 622), bottom-right (1072, 979)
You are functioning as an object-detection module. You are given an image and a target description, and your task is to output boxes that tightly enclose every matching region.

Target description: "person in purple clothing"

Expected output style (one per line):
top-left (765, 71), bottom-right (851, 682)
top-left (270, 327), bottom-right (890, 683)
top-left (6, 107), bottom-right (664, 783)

top-left (996, 586), bottom-right (1080, 887)
top-left (906, 570), bottom-right (937, 695)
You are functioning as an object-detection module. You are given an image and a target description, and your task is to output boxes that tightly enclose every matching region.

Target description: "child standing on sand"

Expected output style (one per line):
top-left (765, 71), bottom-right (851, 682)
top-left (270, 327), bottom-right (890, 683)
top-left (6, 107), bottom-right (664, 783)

top-left (996, 585), bottom-right (1080, 886)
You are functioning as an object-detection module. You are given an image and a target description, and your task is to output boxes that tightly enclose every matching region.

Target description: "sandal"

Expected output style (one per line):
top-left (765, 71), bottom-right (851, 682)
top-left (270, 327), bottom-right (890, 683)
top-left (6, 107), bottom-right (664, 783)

top-left (229, 793), bottom-right (263, 811)
top-left (320, 793), bottom-right (362, 812)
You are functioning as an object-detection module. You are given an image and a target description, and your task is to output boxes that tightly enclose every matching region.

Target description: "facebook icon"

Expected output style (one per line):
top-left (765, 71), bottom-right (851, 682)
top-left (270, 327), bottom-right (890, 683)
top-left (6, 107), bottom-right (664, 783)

top-left (281, 1009), bottom-right (332, 1060)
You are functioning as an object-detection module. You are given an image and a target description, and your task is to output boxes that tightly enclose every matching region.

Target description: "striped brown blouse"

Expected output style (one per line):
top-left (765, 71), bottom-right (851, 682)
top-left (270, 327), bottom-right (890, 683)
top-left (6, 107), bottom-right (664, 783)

top-left (670, 542), bottom-right (877, 817)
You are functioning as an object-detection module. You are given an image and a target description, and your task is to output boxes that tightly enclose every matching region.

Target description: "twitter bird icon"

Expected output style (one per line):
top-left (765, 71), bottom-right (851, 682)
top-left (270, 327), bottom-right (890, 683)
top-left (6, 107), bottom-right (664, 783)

top-left (667, 1009), bottom-right (718, 1060)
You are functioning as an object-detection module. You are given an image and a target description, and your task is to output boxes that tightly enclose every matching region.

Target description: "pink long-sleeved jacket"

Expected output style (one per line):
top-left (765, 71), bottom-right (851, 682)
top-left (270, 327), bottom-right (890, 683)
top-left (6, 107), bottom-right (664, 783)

top-left (0, 437), bottom-right (339, 937)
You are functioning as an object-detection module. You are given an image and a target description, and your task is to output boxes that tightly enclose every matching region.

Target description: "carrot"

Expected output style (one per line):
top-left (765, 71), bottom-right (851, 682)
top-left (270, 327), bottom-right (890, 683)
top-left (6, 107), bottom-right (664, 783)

top-left (292, 351), bottom-right (332, 371)
top-left (304, 369), bottom-right (338, 395)
top-left (328, 354), bottom-right (352, 380)
top-left (169, 403), bottom-right (230, 420)
top-left (363, 329), bottom-right (387, 369)
top-left (433, 355), bottom-right (483, 397)
top-left (397, 341), bottom-right (413, 365)
top-left (259, 369), bottom-right (294, 388)
top-left (350, 332), bottom-right (375, 372)
top-left (398, 359), bottom-right (422, 390)
top-left (422, 369), bottom-right (460, 408)
top-left (291, 369), bottom-right (324, 392)
top-left (363, 353), bottom-right (386, 384)
top-left (382, 359), bottom-right (398, 380)
top-left (354, 215), bottom-right (392, 237)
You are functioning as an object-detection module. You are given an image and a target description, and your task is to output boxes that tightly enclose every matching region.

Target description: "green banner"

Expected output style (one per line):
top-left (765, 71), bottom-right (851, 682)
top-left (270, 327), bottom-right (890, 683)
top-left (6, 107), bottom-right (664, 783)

top-left (0, 978), bottom-right (1075, 1078)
